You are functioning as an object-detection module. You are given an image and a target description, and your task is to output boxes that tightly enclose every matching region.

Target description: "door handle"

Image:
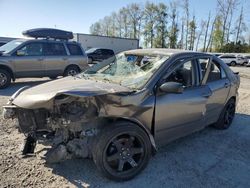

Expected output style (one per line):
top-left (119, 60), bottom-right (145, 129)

top-left (224, 83), bottom-right (230, 88)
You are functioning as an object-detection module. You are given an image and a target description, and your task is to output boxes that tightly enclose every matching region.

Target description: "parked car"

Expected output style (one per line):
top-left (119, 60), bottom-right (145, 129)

top-left (86, 48), bottom-right (115, 63)
top-left (3, 49), bottom-right (240, 181)
top-left (243, 55), bottom-right (250, 67)
top-left (218, 54), bottom-right (248, 66)
top-left (0, 28), bottom-right (89, 89)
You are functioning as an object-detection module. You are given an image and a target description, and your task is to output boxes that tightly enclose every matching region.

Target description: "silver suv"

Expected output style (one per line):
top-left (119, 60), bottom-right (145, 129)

top-left (0, 38), bottom-right (88, 88)
top-left (219, 54), bottom-right (248, 66)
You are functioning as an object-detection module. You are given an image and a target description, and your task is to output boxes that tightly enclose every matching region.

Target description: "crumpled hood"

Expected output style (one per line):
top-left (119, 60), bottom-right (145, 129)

top-left (12, 76), bottom-right (131, 109)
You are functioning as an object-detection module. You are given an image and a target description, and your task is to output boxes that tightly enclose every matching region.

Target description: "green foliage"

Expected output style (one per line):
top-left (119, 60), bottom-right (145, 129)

top-left (219, 41), bottom-right (250, 53)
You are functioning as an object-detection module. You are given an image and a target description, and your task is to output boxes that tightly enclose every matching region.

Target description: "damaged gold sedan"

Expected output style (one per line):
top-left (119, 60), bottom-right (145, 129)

top-left (3, 49), bottom-right (240, 181)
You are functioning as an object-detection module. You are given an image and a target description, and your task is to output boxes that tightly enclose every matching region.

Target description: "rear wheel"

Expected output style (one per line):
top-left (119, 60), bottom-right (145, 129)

top-left (93, 122), bottom-right (152, 181)
top-left (230, 61), bottom-right (236, 66)
top-left (0, 69), bottom-right (11, 89)
top-left (63, 66), bottom-right (80, 76)
top-left (213, 98), bottom-right (236, 129)
top-left (243, 62), bottom-right (247, 66)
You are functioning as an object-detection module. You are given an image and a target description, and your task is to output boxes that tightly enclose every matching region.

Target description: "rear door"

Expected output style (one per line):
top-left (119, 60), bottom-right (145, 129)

top-left (154, 58), bottom-right (212, 146)
top-left (66, 43), bottom-right (88, 71)
top-left (197, 57), bottom-right (231, 125)
top-left (12, 41), bottom-right (45, 77)
top-left (43, 42), bottom-right (68, 76)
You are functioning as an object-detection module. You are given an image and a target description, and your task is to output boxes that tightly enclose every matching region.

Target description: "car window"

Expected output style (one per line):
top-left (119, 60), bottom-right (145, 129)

top-left (198, 58), bottom-right (226, 83)
top-left (18, 42), bottom-right (44, 56)
top-left (95, 49), bottom-right (102, 54)
top-left (66, 44), bottom-right (83, 55)
top-left (165, 60), bottom-right (194, 88)
top-left (220, 55), bottom-right (235, 58)
top-left (45, 43), bottom-right (67, 56)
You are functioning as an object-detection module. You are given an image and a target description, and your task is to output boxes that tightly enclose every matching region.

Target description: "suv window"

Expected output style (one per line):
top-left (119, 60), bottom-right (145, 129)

top-left (103, 49), bottom-right (114, 55)
top-left (198, 58), bottom-right (226, 83)
top-left (18, 42), bottom-right (44, 56)
top-left (220, 55), bottom-right (235, 59)
top-left (45, 43), bottom-right (66, 56)
top-left (166, 60), bottom-right (194, 87)
top-left (66, 44), bottom-right (83, 55)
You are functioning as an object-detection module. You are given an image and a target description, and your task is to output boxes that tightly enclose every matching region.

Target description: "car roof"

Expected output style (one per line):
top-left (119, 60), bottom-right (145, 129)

top-left (124, 48), bottom-right (208, 57)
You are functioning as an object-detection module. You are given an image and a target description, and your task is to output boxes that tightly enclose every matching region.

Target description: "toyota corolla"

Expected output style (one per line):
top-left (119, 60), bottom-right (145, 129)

top-left (3, 49), bottom-right (240, 181)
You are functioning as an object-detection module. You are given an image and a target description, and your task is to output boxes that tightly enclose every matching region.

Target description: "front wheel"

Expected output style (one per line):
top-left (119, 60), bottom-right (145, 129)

top-left (93, 122), bottom-right (152, 181)
top-left (213, 98), bottom-right (236, 129)
top-left (230, 61), bottom-right (236, 66)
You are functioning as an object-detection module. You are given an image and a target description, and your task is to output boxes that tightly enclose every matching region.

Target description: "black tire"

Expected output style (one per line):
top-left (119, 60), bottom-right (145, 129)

top-left (93, 122), bottom-right (152, 181)
top-left (213, 98), bottom-right (236, 129)
top-left (230, 61), bottom-right (236, 66)
top-left (49, 76), bottom-right (57, 80)
top-left (0, 69), bottom-right (11, 89)
top-left (243, 62), bottom-right (247, 66)
top-left (63, 66), bottom-right (80, 77)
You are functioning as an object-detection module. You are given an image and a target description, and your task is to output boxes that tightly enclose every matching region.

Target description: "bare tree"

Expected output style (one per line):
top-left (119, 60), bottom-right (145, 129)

top-left (203, 12), bottom-right (211, 51)
top-left (183, 0), bottom-right (190, 49)
top-left (235, 6), bottom-right (244, 43)
top-left (126, 3), bottom-right (144, 39)
top-left (195, 20), bottom-right (206, 51)
top-left (217, 0), bottom-right (238, 47)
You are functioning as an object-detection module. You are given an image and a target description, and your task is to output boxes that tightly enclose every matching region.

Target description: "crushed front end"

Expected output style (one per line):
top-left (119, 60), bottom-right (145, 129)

top-left (3, 93), bottom-right (109, 163)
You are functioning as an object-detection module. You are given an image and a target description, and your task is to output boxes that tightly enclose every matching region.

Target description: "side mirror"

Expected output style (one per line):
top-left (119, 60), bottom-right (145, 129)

top-left (159, 82), bottom-right (184, 94)
top-left (16, 50), bottom-right (25, 56)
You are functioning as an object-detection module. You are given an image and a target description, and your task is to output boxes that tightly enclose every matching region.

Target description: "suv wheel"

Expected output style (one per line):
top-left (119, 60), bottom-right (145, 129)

top-left (63, 66), bottom-right (80, 76)
top-left (0, 69), bottom-right (11, 89)
top-left (230, 61), bottom-right (236, 66)
top-left (243, 62), bottom-right (247, 66)
top-left (213, 98), bottom-right (236, 129)
top-left (93, 122), bottom-right (152, 181)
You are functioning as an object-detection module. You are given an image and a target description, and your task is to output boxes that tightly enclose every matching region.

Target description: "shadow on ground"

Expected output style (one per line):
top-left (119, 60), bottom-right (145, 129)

top-left (46, 113), bottom-right (250, 188)
top-left (0, 79), bottom-right (50, 96)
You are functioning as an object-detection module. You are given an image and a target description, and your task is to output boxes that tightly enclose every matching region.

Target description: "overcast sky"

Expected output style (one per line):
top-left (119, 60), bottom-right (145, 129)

top-left (0, 0), bottom-right (249, 38)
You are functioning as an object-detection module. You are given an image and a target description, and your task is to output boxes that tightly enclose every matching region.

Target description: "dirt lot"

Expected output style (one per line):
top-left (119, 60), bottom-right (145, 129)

top-left (0, 68), bottom-right (250, 188)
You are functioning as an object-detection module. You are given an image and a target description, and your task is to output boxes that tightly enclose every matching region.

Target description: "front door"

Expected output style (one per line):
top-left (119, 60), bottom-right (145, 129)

top-left (154, 59), bottom-right (211, 146)
top-left (13, 42), bottom-right (45, 77)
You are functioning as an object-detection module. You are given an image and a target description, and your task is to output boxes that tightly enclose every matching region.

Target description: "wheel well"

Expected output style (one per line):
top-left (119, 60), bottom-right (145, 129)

top-left (0, 65), bottom-right (14, 80)
top-left (229, 96), bottom-right (236, 102)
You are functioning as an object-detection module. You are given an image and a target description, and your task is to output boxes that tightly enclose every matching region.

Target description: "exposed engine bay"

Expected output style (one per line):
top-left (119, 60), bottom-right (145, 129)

top-left (10, 96), bottom-right (110, 163)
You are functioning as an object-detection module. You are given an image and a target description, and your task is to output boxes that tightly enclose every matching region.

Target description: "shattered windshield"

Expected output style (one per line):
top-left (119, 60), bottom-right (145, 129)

top-left (80, 52), bottom-right (169, 90)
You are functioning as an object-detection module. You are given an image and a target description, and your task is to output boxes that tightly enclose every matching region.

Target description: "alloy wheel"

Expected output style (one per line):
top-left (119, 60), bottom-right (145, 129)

top-left (104, 133), bottom-right (145, 175)
top-left (0, 73), bottom-right (7, 87)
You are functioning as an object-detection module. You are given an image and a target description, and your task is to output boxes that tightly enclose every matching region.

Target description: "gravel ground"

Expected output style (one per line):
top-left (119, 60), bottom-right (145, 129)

top-left (0, 68), bottom-right (250, 188)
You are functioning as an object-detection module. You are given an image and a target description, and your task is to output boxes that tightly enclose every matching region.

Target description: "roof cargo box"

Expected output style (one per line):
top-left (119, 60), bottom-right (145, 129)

top-left (22, 28), bottom-right (73, 40)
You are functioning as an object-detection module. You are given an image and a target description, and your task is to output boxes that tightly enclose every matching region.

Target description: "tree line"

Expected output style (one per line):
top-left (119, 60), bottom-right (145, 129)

top-left (89, 0), bottom-right (250, 53)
